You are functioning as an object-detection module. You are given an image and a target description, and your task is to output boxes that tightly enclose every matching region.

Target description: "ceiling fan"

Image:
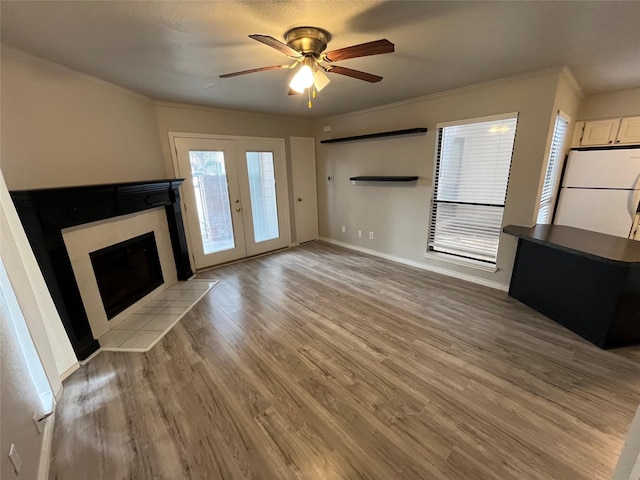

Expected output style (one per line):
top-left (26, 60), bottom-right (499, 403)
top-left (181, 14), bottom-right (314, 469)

top-left (219, 27), bottom-right (394, 108)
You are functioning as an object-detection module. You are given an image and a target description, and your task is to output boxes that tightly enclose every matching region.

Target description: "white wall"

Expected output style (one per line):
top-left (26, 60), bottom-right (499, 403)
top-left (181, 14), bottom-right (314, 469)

top-left (532, 70), bottom-right (582, 216)
top-left (154, 102), bottom-right (315, 242)
top-left (1, 169), bottom-right (71, 480)
top-left (614, 405), bottom-right (640, 480)
top-left (1, 304), bottom-right (46, 480)
top-left (314, 69), bottom-right (567, 288)
top-left (0, 171), bottom-right (76, 385)
top-left (577, 87), bottom-right (640, 120)
top-left (0, 47), bottom-right (165, 190)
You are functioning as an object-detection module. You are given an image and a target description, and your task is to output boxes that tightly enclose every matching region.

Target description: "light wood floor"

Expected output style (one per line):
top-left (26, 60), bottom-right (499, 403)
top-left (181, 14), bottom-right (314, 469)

top-left (50, 242), bottom-right (640, 480)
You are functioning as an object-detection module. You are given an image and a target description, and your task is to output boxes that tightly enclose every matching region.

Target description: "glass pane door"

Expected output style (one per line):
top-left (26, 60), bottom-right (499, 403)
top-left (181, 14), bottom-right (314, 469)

top-left (174, 138), bottom-right (247, 269)
top-left (188, 151), bottom-right (235, 254)
top-left (246, 151), bottom-right (279, 243)
top-left (173, 136), bottom-right (290, 270)
top-left (237, 140), bottom-right (290, 258)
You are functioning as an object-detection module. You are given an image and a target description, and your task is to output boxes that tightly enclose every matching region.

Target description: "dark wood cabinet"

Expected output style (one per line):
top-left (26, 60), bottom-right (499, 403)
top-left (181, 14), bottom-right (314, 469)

top-left (504, 224), bottom-right (640, 348)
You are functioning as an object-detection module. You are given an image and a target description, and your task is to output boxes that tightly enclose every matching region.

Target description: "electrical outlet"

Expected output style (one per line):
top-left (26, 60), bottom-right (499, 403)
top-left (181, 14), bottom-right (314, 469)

top-left (358, 230), bottom-right (362, 238)
top-left (9, 444), bottom-right (21, 475)
top-left (33, 410), bottom-right (52, 434)
top-left (369, 232), bottom-right (374, 240)
top-left (341, 226), bottom-right (346, 233)
top-left (34, 411), bottom-right (44, 434)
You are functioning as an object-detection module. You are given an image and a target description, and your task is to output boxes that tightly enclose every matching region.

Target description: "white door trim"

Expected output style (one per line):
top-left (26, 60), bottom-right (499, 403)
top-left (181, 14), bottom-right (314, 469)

top-left (168, 132), bottom-right (291, 271)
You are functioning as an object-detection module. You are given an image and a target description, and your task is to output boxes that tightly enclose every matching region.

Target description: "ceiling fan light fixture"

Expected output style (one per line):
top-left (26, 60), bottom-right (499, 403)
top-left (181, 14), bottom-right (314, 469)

top-left (220, 28), bottom-right (395, 109)
top-left (313, 69), bottom-right (330, 92)
top-left (289, 61), bottom-right (314, 94)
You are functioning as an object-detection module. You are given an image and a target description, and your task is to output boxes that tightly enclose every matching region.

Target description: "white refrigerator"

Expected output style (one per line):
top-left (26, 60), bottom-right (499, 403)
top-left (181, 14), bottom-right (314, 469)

top-left (554, 148), bottom-right (640, 238)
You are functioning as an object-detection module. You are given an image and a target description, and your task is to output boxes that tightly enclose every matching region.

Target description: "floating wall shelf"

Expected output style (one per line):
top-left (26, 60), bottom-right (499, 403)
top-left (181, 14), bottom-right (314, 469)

top-left (320, 127), bottom-right (427, 144)
top-left (350, 176), bottom-right (419, 182)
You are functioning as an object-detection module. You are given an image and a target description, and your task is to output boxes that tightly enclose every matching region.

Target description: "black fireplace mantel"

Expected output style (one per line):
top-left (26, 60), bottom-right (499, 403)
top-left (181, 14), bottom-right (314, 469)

top-left (10, 179), bottom-right (193, 360)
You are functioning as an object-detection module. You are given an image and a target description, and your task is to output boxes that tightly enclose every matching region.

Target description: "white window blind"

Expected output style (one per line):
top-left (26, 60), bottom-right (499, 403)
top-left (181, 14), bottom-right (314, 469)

top-left (428, 115), bottom-right (518, 264)
top-left (537, 114), bottom-right (568, 224)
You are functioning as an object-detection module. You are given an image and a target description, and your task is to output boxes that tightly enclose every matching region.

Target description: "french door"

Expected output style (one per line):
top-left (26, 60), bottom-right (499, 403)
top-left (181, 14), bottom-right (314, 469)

top-left (173, 136), bottom-right (290, 270)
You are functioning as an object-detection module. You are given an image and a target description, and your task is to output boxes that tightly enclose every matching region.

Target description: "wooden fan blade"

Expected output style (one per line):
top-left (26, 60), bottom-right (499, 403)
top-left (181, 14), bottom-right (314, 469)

top-left (288, 88), bottom-right (301, 96)
top-left (326, 65), bottom-right (382, 83)
top-left (220, 65), bottom-right (288, 78)
top-left (323, 39), bottom-right (394, 62)
top-left (249, 34), bottom-right (302, 58)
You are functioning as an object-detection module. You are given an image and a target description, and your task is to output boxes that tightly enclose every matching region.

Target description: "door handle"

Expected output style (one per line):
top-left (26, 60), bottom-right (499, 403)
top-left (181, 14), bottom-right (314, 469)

top-left (630, 172), bottom-right (640, 216)
top-left (297, 197), bottom-right (303, 202)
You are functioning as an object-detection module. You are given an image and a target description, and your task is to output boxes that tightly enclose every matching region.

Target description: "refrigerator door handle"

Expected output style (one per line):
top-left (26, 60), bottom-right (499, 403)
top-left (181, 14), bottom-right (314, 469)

top-left (632, 190), bottom-right (640, 216)
top-left (630, 213), bottom-right (640, 240)
top-left (631, 173), bottom-right (640, 216)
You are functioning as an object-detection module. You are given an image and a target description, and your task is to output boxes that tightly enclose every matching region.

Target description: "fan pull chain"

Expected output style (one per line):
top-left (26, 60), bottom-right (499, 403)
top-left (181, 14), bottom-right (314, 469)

top-left (308, 88), bottom-right (312, 109)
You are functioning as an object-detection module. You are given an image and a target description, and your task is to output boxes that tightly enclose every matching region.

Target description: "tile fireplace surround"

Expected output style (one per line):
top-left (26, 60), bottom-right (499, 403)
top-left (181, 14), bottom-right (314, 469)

top-left (62, 208), bottom-right (178, 340)
top-left (10, 179), bottom-right (192, 360)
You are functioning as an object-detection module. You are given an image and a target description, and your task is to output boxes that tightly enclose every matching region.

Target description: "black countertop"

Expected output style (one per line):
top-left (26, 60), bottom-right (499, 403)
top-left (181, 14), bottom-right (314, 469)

top-left (503, 224), bottom-right (640, 265)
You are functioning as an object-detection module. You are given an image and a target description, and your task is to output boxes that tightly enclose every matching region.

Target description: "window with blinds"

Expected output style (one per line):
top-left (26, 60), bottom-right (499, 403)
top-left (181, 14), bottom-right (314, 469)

top-left (428, 114), bottom-right (518, 264)
top-left (537, 114), bottom-right (569, 224)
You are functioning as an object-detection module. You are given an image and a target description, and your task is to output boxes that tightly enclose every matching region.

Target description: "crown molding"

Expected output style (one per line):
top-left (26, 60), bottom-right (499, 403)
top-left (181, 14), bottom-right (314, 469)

top-left (153, 100), bottom-right (310, 121)
top-left (321, 66), bottom-right (568, 122)
top-left (560, 66), bottom-right (584, 98)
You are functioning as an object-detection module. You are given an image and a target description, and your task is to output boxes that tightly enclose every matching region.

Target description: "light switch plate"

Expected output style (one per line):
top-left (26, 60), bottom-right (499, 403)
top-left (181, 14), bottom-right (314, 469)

top-left (9, 444), bottom-right (21, 475)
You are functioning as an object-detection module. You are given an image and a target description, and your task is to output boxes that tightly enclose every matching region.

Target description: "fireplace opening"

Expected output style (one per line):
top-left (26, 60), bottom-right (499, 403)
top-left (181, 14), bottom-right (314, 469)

top-left (90, 232), bottom-right (164, 320)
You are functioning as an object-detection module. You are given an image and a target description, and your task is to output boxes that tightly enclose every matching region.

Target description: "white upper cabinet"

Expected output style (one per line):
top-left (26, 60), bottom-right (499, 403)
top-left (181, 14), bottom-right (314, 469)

top-left (574, 116), bottom-right (640, 147)
top-left (616, 116), bottom-right (640, 145)
top-left (581, 118), bottom-right (621, 146)
top-left (570, 121), bottom-right (585, 148)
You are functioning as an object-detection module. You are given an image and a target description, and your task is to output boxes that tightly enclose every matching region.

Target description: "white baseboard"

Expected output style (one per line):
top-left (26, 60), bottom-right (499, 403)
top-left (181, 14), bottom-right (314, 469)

top-left (60, 361), bottom-right (80, 381)
top-left (38, 411), bottom-right (55, 480)
top-left (291, 239), bottom-right (319, 248)
top-left (319, 237), bottom-right (509, 292)
top-left (78, 348), bottom-right (102, 366)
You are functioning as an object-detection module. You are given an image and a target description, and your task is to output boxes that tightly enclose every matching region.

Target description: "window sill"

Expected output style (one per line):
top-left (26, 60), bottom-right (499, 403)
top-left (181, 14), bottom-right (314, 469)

top-left (424, 251), bottom-right (498, 273)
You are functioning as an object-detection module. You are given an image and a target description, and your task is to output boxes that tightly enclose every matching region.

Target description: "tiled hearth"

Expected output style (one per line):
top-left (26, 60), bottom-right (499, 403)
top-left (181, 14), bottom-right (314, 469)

top-left (63, 208), bottom-right (179, 340)
top-left (10, 179), bottom-right (192, 360)
top-left (99, 279), bottom-right (218, 352)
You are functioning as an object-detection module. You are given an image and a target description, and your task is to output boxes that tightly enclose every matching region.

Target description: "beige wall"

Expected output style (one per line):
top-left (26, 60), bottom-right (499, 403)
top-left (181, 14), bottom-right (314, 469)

top-left (614, 405), bottom-right (640, 480)
top-left (532, 71), bottom-right (582, 215)
top-left (154, 102), bottom-right (315, 242)
top-left (578, 87), bottom-right (640, 120)
top-left (0, 47), bottom-right (165, 190)
top-left (1, 172), bottom-right (76, 384)
top-left (315, 70), bottom-right (566, 288)
top-left (1, 170), bottom-right (70, 480)
top-left (154, 102), bottom-right (315, 174)
top-left (1, 306), bottom-right (44, 480)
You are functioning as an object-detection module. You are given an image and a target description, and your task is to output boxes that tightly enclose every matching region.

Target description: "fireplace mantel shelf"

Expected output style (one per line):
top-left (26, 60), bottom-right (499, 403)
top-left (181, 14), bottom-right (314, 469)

top-left (10, 179), bottom-right (193, 360)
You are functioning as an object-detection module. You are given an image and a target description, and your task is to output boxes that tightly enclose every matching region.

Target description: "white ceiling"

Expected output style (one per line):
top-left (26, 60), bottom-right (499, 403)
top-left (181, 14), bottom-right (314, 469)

top-left (2, 1), bottom-right (639, 118)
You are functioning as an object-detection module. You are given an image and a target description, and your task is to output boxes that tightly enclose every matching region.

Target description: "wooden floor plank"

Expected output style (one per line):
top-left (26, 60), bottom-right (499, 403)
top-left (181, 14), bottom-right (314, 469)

top-left (50, 242), bottom-right (640, 479)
